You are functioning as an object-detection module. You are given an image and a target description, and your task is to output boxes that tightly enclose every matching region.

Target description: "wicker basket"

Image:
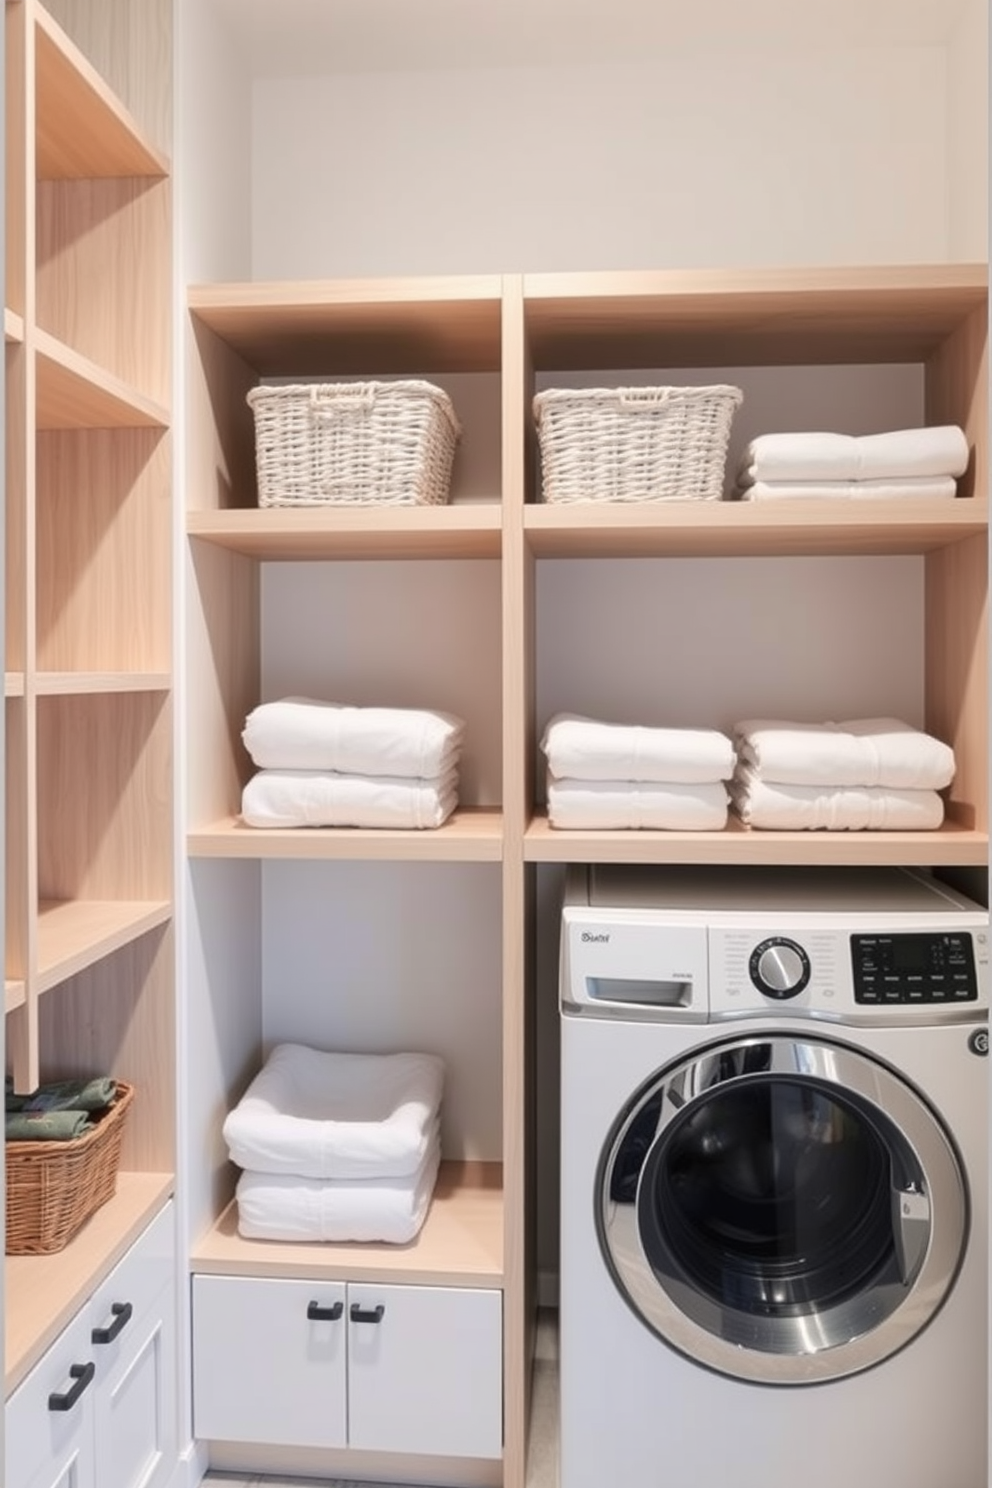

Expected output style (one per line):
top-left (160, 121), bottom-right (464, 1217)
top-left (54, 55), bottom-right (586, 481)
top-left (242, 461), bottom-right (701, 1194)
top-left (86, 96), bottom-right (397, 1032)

top-left (247, 379), bottom-right (461, 508)
top-left (534, 384), bottom-right (743, 504)
top-left (6, 1081), bottom-right (134, 1255)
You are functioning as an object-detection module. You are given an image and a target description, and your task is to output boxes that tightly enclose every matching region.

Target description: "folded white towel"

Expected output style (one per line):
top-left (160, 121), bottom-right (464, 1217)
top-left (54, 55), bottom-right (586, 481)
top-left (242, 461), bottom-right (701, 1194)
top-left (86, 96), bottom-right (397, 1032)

top-left (738, 426), bottom-right (969, 485)
top-left (733, 718), bottom-right (955, 790)
top-left (235, 1141), bottom-right (441, 1244)
top-left (732, 476), bottom-right (958, 502)
top-left (730, 768), bottom-right (944, 831)
top-left (243, 697), bottom-right (465, 779)
top-left (541, 713), bottom-right (736, 784)
top-left (241, 767), bottom-right (459, 829)
top-left (223, 1044), bottom-right (445, 1180)
top-left (547, 776), bottom-right (729, 830)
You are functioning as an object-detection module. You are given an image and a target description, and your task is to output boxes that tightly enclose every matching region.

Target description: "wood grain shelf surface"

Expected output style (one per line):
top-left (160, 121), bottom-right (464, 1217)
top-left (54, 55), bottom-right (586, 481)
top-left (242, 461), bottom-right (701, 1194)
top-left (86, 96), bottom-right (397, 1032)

top-left (5, 979), bottom-right (27, 1015)
top-left (188, 810), bottom-right (503, 862)
top-left (36, 898), bottom-right (173, 994)
top-left (524, 497), bottom-right (989, 558)
top-left (5, 1175), bottom-right (174, 1395)
top-left (522, 263), bottom-right (989, 368)
top-left (188, 504), bottom-right (502, 560)
top-left (188, 276), bottom-right (504, 375)
top-left (524, 814), bottom-right (989, 866)
top-left (34, 5), bottom-right (169, 180)
top-left (5, 672), bottom-right (25, 698)
top-left (192, 1162), bottom-right (504, 1288)
top-left (36, 329), bottom-right (170, 430)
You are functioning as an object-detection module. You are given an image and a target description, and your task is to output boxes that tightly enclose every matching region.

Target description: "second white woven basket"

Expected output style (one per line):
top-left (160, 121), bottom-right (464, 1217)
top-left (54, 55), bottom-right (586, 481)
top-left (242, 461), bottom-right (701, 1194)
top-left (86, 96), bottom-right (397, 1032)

top-left (534, 384), bottom-right (743, 504)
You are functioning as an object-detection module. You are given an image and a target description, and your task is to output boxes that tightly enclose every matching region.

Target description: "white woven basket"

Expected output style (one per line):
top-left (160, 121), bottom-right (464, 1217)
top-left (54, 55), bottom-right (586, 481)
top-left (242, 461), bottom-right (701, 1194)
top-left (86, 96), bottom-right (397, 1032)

top-left (534, 384), bottom-right (743, 504)
top-left (247, 379), bottom-right (461, 507)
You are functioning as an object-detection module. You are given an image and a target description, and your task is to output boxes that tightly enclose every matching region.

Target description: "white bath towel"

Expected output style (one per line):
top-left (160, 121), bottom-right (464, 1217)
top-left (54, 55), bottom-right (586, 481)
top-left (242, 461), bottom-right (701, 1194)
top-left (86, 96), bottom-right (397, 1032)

top-left (732, 476), bottom-right (958, 502)
top-left (541, 713), bottom-right (736, 784)
top-left (223, 1044), bottom-right (445, 1180)
top-left (241, 767), bottom-right (459, 829)
top-left (733, 718), bottom-right (955, 790)
top-left (547, 776), bottom-right (729, 831)
top-left (235, 1141), bottom-right (441, 1244)
top-left (737, 426), bottom-right (969, 485)
top-left (730, 767), bottom-right (945, 831)
top-left (243, 697), bottom-right (465, 779)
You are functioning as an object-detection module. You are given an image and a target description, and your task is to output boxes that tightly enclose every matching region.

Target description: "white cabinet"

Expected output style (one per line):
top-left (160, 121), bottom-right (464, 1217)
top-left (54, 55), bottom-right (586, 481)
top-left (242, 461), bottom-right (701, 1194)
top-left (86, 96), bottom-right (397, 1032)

top-left (193, 1273), bottom-right (503, 1460)
top-left (5, 1207), bottom-right (178, 1488)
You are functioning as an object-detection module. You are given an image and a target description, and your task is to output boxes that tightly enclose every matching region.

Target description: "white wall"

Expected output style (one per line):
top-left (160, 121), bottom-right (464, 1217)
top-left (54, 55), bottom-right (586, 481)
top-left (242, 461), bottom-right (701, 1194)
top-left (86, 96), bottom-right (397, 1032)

top-left (251, 47), bottom-right (953, 278)
top-left (947, 0), bottom-right (990, 258)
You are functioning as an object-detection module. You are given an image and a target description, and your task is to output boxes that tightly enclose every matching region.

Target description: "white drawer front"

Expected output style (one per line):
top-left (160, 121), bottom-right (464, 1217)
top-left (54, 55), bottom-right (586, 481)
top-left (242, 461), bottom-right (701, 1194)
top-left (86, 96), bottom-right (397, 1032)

top-left (6, 1310), bottom-right (97, 1488)
top-left (347, 1283), bottom-right (502, 1459)
top-left (192, 1275), bottom-right (348, 1448)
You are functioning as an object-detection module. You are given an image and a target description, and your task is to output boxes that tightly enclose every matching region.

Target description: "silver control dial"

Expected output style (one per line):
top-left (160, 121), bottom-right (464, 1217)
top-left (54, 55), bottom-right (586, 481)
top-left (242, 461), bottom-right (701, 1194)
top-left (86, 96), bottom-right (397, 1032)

top-left (749, 937), bottom-right (811, 1000)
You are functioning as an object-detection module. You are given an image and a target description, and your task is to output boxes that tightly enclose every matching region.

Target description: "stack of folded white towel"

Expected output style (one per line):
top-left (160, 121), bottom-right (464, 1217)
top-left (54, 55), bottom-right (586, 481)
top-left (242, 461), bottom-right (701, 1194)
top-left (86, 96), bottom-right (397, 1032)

top-left (541, 713), bottom-right (736, 830)
top-left (729, 717), bottom-right (956, 831)
top-left (223, 1043), bottom-right (445, 1244)
top-left (240, 697), bottom-right (465, 829)
top-left (732, 425), bottom-right (969, 501)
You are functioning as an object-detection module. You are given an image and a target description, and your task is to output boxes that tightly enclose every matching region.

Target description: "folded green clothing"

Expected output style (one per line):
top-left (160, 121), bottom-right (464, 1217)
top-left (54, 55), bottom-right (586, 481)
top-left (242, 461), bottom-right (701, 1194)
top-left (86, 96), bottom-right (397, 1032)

top-left (6, 1075), bottom-right (117, 1115)
top-left (6, 1109), bottom-right (93, 1142)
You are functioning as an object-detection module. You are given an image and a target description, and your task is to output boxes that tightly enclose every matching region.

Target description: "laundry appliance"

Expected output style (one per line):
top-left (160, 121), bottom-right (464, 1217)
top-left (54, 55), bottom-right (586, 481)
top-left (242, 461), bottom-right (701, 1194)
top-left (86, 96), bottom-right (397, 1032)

top-left (559, 864), bottom-right (988, 1488)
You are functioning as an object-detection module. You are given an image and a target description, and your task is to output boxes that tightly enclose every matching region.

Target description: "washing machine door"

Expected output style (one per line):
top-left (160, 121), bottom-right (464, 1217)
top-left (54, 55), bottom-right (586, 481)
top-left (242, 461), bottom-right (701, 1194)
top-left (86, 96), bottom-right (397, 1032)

top-left (598, 1033), bottom-right (968, 1384)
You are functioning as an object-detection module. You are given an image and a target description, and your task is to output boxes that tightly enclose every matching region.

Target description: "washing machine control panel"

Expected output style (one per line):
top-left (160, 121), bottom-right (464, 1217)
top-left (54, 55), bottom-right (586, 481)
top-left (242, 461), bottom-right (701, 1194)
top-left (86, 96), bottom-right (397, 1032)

top-left (851, 933), bottom-right (979, 1005)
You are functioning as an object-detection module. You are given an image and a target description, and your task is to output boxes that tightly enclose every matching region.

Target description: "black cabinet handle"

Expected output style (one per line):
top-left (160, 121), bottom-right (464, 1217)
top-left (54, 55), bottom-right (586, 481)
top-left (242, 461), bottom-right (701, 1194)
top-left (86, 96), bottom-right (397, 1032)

top-left (349, 1303), bottom-right (385, 1324)
top-left (48, 1362), bottom-right (96, 1413)
top-left (92, 1301), bottom-right (133, 1345)
top-left (306, 1300), bottom-right (344, 1322)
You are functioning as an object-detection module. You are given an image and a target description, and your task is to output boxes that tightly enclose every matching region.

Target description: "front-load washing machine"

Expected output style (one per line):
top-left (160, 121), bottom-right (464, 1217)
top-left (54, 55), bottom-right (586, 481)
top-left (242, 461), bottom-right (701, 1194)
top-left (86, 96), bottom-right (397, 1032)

top-left (559, 865), bottom-right (988, 1488)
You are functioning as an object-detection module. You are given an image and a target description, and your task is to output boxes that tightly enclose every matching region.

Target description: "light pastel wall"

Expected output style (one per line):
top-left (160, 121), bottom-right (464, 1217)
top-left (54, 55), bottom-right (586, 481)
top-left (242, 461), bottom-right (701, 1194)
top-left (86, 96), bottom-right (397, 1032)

top-left (251, 47), bottom-right (954, 278)
top-left (947, 0), bottom-right (989, 258)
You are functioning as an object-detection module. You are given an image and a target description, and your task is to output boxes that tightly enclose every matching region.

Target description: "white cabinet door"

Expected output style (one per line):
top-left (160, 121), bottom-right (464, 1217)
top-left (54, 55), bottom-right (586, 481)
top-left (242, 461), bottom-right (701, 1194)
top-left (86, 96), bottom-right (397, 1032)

top-left (6, 1309), bottom-right (97, 1488)
top-left (192, 1275), bottom-right (348, 1448)
top-left (347, 1284), bottom-right (502, 1459)
top-left (89, 1205), bottom-right (177, 1488)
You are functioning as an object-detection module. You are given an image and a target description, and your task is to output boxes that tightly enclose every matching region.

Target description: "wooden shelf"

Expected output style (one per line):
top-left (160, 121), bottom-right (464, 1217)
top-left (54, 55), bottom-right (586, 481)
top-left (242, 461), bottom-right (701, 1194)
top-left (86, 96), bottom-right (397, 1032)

top-left (188, 809), bottom-right (504, 863)
top-left (192, 1162), bottom-right (503, 1289)
top-left (525, 497), bottom-right (988, 558)
top-left (524, 813), bottom-right (989, 867)
top-left (5, 672), bottom-right (25, 698)
top-left (4, 306), bottom-right (24, 344)
top-left (34, 672), bottom-right (171, 697)
top-left (34, 5), bottom-right (169, 180)
top-left (35, 329), bottom-right (170, 430)
top-left (188, 276), bottom-right (504, 374)
top-left (36, 898), bottom-right (173, 995)
top-left (5, 1175), bottom-right (174, 1395)
top-left (522, 263), bottom-right (989, 369)
top-left (188, 504), bottom-right (502, 560)
top-left (5, 979), bottom-right (26, 1015)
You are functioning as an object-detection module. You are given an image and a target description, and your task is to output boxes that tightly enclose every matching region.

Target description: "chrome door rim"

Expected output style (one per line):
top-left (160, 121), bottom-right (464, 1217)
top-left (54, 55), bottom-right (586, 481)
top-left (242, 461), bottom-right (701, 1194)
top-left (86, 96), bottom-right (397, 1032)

top-left (598, 1033), bottom-right (968, 1385)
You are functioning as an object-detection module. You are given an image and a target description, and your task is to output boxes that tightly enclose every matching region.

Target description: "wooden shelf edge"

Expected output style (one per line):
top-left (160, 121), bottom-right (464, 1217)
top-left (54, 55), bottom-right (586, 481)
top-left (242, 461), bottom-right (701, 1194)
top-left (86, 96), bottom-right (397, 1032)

top-left (34, 671), bottom-right (172, 696)
top-left (524, 498), bottom-right (989, 558)
top-left (188, 810), bottom-right (504, 862)
top-left (191, 1161), bottom-right (504, 1288)
top-left (35, 328), bottom-right (170, 430)
top-left (36, 899), bottom-right (173, 994)
top-left (5, 979), bottom-right (27, 1015)
top-left (524, 814), bottom-right (989, 867)
top-left (4, 306), bottom-right (25, 344)
top-left (34, 5), bottom-right (170, 180)
top-left (5, 1174), bottom-right (175, 1396)
top-left (187, 505), bottom-right (503, 560)
top-left (5, 672), bottom-right (25, 698)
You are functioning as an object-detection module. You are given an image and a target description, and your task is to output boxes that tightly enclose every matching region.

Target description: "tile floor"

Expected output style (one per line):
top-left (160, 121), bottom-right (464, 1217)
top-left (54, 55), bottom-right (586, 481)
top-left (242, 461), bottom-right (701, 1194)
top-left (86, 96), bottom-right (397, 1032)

top-left (203, 1311), bottom-right (560, 1488)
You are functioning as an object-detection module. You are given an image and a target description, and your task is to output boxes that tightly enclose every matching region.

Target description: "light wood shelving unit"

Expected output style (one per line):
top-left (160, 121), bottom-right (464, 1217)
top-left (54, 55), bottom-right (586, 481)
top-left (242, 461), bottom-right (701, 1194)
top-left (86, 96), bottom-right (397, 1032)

top-left (185, 262), bottom-right (987, 1488)
top-left (3, 0), bottom-right (174, 1396)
